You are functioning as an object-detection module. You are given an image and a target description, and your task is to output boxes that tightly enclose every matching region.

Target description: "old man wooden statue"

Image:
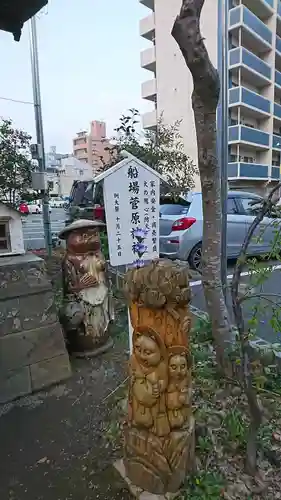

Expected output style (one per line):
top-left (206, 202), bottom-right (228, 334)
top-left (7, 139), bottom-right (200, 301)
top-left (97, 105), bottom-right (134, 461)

top-left (59, 219), bottom-right (114, 356)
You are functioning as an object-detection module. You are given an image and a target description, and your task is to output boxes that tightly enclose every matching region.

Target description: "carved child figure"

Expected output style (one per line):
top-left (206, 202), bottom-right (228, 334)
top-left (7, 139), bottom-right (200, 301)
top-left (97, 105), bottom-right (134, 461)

top-left (129, 327), bottom-right (170, 437)
top-left (123, 261), bottom-right (195, 495)
top-left (166, 347), bottom-right (192, 430)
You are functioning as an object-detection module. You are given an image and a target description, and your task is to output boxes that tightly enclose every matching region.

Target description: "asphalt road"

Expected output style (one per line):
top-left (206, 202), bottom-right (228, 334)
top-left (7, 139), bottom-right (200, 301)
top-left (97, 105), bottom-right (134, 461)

top-left (22, 208), bottom-right (66, 250)
top-left (191, 261), bottom-right (281, 345)
top-left (110, 260), bottom-right (281, 345)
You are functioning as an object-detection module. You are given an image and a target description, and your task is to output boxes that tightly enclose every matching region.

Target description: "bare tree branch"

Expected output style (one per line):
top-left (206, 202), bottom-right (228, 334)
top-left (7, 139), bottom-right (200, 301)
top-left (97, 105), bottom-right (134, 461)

top-left (231, 180), bottom-right (281, 475)
top-left (239, 292), bottom-right (281, 304)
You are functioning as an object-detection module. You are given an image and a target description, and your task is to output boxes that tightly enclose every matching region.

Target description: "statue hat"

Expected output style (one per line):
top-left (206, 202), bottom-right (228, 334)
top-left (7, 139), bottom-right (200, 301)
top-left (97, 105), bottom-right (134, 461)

top-left (58, 218), bottom-right (105, 240)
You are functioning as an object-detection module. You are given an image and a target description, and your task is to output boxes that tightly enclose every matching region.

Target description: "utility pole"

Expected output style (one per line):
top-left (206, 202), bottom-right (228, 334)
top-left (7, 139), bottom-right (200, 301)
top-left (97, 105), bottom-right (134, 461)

top-left (29, 15), bottom-right (52, 256)
top-left (218, 0), bottom-right (229, 301)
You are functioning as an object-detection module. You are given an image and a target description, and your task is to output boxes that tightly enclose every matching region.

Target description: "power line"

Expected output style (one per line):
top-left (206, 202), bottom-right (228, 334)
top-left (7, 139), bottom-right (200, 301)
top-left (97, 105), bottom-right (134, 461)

top-left (0, 96), bottom-right (34, 105)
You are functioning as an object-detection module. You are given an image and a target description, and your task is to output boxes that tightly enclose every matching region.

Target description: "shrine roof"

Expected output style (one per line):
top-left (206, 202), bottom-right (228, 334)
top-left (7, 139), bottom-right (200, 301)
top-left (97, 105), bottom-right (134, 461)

top-left (94, 151), bottom-right (166, 184)
top-left (0, 0), bottom-right (47, 41)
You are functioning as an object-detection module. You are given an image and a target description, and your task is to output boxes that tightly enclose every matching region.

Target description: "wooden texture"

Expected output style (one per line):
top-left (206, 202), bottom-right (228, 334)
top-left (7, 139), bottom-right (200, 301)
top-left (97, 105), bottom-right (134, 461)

top-left (123, 260), bottom-right (195, 495)
top-left (60, 226), bottom-right (114, 353)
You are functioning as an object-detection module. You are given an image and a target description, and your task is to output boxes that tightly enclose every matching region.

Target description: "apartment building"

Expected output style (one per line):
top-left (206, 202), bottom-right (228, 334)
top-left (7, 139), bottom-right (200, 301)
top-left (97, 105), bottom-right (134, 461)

top-left (73, 120), bottom-right (111, 175)
top-left (45, 145), bottom-right (68, 174)
top-left (56, 156), bottom-right (93, 197)
top-left (45, 155), bottom-right (92, 198)
top-left (140, 0), bottom-right (281, 194)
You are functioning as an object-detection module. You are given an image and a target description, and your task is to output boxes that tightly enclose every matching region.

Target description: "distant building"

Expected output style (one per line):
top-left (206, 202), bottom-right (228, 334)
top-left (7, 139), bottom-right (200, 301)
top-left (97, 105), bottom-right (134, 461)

top-left (56, 156), bottom-right (92, 197)
top-left (44, 146), bottom-right (69, 196)
top-left (36, 147), bottom-right (92, 198)
top-left (45, 145), bottom-right (68, 173)
top-left (73, 120), bottom-right (111, 174)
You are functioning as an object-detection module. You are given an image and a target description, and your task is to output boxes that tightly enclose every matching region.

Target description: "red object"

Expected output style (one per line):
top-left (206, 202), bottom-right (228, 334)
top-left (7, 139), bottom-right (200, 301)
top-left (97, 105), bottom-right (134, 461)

top-left (171, 217), bottom-right (196, 231)
top-left (18, 202), bottom-right (29, 214)
top-left (93, 205), bottom-right (105, 222)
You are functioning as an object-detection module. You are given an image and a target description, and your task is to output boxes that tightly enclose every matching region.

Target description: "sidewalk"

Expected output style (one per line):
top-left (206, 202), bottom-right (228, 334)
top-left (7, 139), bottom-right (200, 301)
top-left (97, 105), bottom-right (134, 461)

top-left (0, 339), bottom-right (132, 500)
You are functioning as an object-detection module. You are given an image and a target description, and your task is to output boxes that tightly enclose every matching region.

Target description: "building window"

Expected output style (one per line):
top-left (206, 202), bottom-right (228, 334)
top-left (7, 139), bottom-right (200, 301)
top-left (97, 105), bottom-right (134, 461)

top-left (243, 122), bottom-right (254, 128)
top-left (242, 156), bottom-right (255, 163)
top-left (227, 198), bottom-right (238, 214)
top-left (74, 138), bottom-right (86, 146)
top-left (0, 221), bottom-right (11, 252)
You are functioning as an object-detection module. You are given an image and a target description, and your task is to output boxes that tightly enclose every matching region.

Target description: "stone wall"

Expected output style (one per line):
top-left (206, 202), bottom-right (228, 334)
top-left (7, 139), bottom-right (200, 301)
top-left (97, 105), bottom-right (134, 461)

top-left (0, 253), bottom-right (71, 404)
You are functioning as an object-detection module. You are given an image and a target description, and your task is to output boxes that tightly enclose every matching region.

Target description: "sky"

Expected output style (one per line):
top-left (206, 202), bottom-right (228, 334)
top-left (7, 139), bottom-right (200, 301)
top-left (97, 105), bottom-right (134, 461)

top-left (0, 0), bottom-right (151, 153)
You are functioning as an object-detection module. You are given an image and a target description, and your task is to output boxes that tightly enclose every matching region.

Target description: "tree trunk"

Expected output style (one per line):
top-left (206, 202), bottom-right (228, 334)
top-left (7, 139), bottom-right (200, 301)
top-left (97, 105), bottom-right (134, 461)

top-left (172, 0), bottom-right (233, 371)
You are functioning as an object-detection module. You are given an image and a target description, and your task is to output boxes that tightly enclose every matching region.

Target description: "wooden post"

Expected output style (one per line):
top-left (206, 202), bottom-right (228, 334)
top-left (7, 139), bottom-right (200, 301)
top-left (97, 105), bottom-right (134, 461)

top-left (123, 259), bottom-right (195, 495)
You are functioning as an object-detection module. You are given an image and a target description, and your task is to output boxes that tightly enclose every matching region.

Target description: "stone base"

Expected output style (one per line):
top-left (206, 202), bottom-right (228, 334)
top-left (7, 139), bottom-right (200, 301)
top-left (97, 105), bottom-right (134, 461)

top-left (72, 337), bottom-right (113, 358)
top-left (0, 253), bottom-right (71, 404)
top-left (114, 460), bottom-right (179, 500)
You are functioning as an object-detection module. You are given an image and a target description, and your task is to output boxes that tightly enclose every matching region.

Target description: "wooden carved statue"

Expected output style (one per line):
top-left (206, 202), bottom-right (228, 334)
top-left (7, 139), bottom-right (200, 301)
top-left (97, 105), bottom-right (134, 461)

top-left (123, 260), bottom-right (194, 495)
top-left (58, 219), bottom-right (114, 355)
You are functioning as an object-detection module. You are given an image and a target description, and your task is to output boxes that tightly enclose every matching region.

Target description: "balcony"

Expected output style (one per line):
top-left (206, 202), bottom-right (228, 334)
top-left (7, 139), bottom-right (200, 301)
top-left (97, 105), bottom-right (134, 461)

top-left (229, 5), bottom-right (272, 52)
top-left (271, 167), bottom-right (280, 180)
top-left (242, 0), bottom-right (273, 20)
top-left (229, 47), bottom-right (271, 87)
top-left (140, 46), bottom-right (156, 72)
top-left (278, 0), bottom-right (281, 30)
top-left (140, 13), bottom-right (155, 41)
top-left (228, 162), bottom-right (268, 179)
top-left (141, 78), bottom-right (157, 101)
top-left (277, 34), bottom-right (281, 53)
top-left (142, 109), bottom-right (157, 130)
top-left (274, 102), bottom-right (281, 122)
top-left (276, 69), bottom-right (281, 87)
top-left (273, 135), bottom-right (281, 149)
top-left (276, 36), bottom-right (281, 69)
top-left (275, 70), bottom-right (281, 97)
top-left (229, 125), bottom-right (270, 149)
top-left (229, 86), bottom-right (271, 118)
top-left (139, 0), bottom-right (154, 9)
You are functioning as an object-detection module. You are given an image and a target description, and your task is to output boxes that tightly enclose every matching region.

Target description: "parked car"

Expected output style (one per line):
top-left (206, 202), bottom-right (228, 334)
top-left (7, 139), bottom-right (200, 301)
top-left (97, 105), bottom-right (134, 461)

top-left (159, 191), bottom-right (280, 270)
top-left (27, 201), bottom-right (52, 214)
top-left (65, 179), bottom-right (188, 226)
top-left (49, 197), bottom-right (65, 208)
top-left (65, 179), bottom-right (106, 225)
top-left (18, 202), bottom-right (29, 215)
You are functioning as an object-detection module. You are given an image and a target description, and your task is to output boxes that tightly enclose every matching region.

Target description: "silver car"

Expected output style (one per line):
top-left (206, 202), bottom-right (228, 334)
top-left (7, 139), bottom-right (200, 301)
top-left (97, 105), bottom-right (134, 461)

top-left (159, 191), bottom-right (280, 270)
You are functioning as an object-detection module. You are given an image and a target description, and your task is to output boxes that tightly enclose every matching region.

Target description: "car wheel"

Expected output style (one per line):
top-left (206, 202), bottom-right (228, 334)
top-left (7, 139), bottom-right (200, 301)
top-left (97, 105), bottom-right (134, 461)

top-left (188, 242), bottom-right (202, 272)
